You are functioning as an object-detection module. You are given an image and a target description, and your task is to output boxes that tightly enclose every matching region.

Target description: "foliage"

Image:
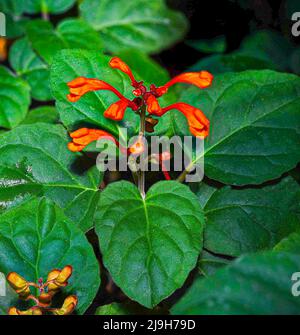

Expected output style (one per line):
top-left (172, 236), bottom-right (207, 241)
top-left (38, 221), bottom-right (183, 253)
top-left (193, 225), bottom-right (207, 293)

top-left (0, 0), bottom-right (299, 316)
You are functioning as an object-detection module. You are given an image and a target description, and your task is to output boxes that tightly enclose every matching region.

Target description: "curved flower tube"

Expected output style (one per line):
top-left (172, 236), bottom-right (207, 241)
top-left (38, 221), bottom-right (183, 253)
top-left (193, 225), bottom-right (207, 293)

top-left (155, 71), bottom-right (214, 96)
top-left (145, 94), bottom-right (162, 115)
top-left (152, 103), bottom-right (210, 138)
top-left (104, 99), bottom-right (130, 121)
top-left (67, 77), bottom-right (126, 102)
top-left (109, 57), bottom-right (139, 87)
top-left (67, 128), bottom-right (123, 153)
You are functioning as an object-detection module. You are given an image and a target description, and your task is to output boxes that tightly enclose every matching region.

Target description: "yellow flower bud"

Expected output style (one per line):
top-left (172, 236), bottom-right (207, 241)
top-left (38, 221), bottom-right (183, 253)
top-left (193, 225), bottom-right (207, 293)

top-left (6, 272), bottom-right (30, 299)
top-left (47, 266), bottom-right (73, 292)
top-left (52, 295), bottom-right (78, 315)
top-left (8, 307), bottom-right (43, 315)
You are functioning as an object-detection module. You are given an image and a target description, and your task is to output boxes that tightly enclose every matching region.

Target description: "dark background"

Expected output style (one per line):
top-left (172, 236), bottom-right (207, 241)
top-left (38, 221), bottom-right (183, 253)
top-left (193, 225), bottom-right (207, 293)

top-left (160, 0), bottom-right (298, 73)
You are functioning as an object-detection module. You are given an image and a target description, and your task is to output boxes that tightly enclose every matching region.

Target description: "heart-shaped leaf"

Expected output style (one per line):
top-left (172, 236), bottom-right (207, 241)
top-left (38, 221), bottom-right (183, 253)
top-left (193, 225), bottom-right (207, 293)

top-left (171, 251), bottom-right (300, 315)
top-left (196, 177), bottom-right (300, 257)
top-left (26, 19), bottom-right (103, 64)
top-left (9, 37), bottom-right (52, 101)
top-left (95, 180), bottom-right (204, 308)
top-left (0, 66), bottom-right (31, 129)
top-left (0, 123), bottom-right (101, 231)
top-left (179, 70), bottom-right (300, 185)
top-left (80, 0), bottom-right (188, 54)
top-left (0, 198), bottom-right (100, 315)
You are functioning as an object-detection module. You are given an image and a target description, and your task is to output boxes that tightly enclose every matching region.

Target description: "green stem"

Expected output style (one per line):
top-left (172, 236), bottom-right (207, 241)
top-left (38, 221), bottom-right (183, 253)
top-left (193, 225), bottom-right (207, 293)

top-left (176, 161), bottom-right (194, 183)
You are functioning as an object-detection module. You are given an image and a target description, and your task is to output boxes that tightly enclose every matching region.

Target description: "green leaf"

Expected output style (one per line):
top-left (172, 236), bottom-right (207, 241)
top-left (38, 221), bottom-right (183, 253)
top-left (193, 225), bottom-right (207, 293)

top-left (80, 0), bottom-right (188, 54)
top-left (239, 30), bottom-right (293, 71)
top-left (95, 181), bottom-right (204, 308)
top-left (179, 70), bottom-right (300, 185)
top-left (190, 53), bottom-right (275, 74)
top-left (26, 19), bottom-right (103, 64)
top-left (95, 302), bottom-right (167, 315)
top-left (24, 0), bottom-right (76, 14)
top-left (0, 66), bottom-right (31, 130)
top-left (21, 106), bottom-right (59, 125)
top-left (197, 177), bottom-right (300, 257)
top-left (290, 47), bottom-right (300, 75)
top-left (198, 250), bottom-right (230, 277)
top-left (0, 0), bottom-right (25, 15)
top-left (274, 232), bottom-right (300, 254)
top-left (0, 198), bottom-right (100, 315)
top-left (0, 123), bottom-right (101, 232)
top-left (9, 37), bottom-right (52, 101)
top-left (187, 36), bottom-right (226, 54)
top-left (5, 15), bottom-right (29, 39)
top-left (96, 303), bottom-right (131, 315)
top-left (171, 251), bottom-right (300, 315)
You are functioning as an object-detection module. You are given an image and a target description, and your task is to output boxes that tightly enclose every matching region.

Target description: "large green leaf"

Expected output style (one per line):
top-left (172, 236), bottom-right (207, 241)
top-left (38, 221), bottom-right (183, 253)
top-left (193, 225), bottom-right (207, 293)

top-left (80, 0), bottom-right (188, 54)
top-left (171, 251), bottom-right (300, 315)
top-left (0, 198), bottom-right (100, 315)
top-left (0, 66), bottom-right (31, 129)
top-left (24, 0), bottom-right (76, 14)
top-left (9, 37), bottom-right (52, 101)
top-left (179, 70), bottom-right (300, 185)
top-left (21, 106), bottom-right (59, 125)
top-left (95, 181), bottom-right (204, 308)
top-left (26, 19), bottom-right (103, 64)
top-left (0, 123), bottom-right (101, 232)
top-left (197, 177), bottom-right (300, 257)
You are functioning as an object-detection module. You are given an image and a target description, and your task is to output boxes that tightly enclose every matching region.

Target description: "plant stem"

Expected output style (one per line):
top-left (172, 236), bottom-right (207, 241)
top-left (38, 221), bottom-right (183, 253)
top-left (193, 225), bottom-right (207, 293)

top-left (176, 161), bottom-right (194, 183)
top-left (138, 105), bottom-right (146, 198)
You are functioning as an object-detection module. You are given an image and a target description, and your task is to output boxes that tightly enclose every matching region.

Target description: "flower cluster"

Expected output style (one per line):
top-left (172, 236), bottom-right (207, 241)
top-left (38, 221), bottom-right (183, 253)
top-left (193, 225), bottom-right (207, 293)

top-left (66, 56), bottom-right (213, 152)
top-left (7, 266), bottom-right (77, 315)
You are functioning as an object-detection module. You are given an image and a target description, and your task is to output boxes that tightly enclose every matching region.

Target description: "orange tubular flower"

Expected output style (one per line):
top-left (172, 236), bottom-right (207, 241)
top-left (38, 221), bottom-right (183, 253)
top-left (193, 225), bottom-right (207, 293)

top-left (109, 57), bottom-right (138, 87)
top-left (145, 94), bottom-right (162, 115)
top-left (0, 38), bottom-right (7, 61)
top-left (160, 103), bottom-right (210, 138)
top-left (155, 71), bottom-right (214, 96)
top-left (67, 77), bottom-right (126, 102)
top-left (66, 56), bottom-right (213, 152)
top-left (104, 99), bottom-right (129, 121)
top-left (68, 128), bottom-right (124, 153)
